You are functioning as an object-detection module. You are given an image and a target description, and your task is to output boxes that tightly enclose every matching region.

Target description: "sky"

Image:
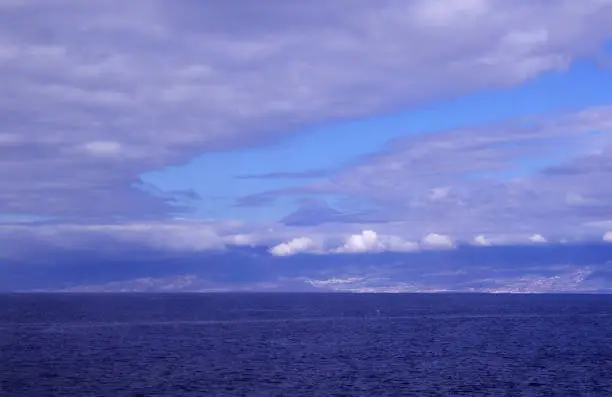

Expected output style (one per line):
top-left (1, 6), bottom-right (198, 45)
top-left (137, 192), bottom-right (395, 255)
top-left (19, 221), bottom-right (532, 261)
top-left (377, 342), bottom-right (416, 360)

top-left (2, 0), bottom-right (612, 293)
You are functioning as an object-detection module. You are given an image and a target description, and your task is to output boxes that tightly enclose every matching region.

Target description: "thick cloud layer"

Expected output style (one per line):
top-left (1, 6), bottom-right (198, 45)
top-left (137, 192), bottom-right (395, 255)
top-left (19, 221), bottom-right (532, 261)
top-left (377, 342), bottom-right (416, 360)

top-left (2, 0), bottom-right (612, 217)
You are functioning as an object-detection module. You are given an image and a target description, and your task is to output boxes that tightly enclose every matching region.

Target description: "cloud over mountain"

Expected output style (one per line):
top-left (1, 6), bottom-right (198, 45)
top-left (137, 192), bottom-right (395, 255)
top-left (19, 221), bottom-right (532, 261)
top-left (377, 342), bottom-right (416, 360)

top-left (2, 1), bottom-right (612, 291)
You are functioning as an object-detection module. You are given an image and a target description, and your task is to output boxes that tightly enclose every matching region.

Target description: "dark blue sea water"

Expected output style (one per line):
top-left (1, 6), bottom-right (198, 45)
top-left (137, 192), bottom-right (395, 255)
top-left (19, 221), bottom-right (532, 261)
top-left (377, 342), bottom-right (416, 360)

top-left (1, 293), bottom-right (612, 396)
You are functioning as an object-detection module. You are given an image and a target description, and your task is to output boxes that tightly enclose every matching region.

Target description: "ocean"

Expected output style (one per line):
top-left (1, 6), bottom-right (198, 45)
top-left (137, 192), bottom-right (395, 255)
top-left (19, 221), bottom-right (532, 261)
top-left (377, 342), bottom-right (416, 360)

top-left (1, 293), bottom-right (612, 396)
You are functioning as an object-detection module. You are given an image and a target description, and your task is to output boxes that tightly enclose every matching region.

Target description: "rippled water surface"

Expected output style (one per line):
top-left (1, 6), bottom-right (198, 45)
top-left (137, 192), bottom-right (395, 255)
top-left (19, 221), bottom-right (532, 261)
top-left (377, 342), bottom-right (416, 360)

top-left (2, 293), bottom-right (612, 396)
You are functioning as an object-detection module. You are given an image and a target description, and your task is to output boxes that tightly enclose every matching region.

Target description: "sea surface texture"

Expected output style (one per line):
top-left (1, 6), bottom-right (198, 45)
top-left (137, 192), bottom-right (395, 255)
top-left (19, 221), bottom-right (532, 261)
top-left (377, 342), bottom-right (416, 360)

top-left (1, 293), bottom-right (612, 396)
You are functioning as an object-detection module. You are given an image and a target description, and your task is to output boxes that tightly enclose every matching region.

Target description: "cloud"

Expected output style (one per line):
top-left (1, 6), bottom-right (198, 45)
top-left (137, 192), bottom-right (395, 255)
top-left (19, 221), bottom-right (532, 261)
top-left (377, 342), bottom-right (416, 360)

top-left (379, 235), bottom-right (421, 253)
top-left (258, 106), bottom-right (612, 238)
top-left (269, 229), bottom-right (424, 256)
top-left (269, 236), bottom-right (321, 256)
top-left (226, 234), bottom-right (256, 246)
top-left (0, 220), bottom-right (248, 256)
top-left (4, 227), bottom-right (612, 292)
top-left (1, 218), bottom-right (607, 267)
top-left (2, 219), bottom-right (421, 259)
top-left (235, 169), bottom-right (331, 180)
top-left (421, 233), bottom-right (455, 249)
top-left (473, 235), bottom-right (492, 246)
top-left (329, 229), bottom-right (420, 254)
top-left (3, 0), bottom-right (612, 218)
top-left (336, 230), bottom-right (384, 253)
top-left (81, 141), bottom-right (123, 157)
top-left (604, 231), bottom-right (612, 242)
top-left (530, 234), bottom-right (548, 244)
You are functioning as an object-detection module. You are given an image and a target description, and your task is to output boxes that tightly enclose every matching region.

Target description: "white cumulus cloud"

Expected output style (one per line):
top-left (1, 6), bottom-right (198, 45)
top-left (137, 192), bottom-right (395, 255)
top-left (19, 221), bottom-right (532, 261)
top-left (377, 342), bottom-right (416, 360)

top-left (269, 229), bottom-right (421, 256)
top-left (421, 233), bottom-right (454, 249)
top-left (336, 230), bottom-right (420, 253)
top-left (336, 230), bottom-right (382, 253)
top-left (529, 234), bottom-right (547, 244)
top-left (269, 237), bottom-right (320, 256)
top-left (473, 235), bottom-right (491, 246)
top-left (603, 231), bottom-right (612, 242)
